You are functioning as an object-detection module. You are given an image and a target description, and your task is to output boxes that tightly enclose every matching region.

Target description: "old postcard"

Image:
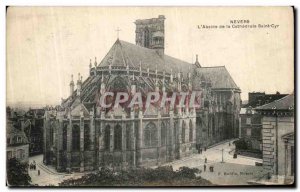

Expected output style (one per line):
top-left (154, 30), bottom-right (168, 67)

top-left (6, 6), bottom-right (294, 187)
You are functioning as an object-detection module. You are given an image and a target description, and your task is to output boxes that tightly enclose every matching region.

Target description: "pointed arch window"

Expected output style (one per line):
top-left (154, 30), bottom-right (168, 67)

top-left (144, 122), bottom-right (157, 147)
top-left (189, 120), bottom-right (193, 142)
top-left (62, 124), bottom-right (68, 150)
top-left (84, 123), bottom-right (90, 150)
top-left (72, 124), bottom-right (80, 151)
top-left (114, 124), bottom-right (122, 151)
top-left (161, 122), bottom-right (167, 146)
top-left (144, 27), bottom-right (150, 48)
top-left (182, 121), bottom-right (186, 143)
top-left (126, 124), bottom-right (131, 150)
top-left (104, 125), bottom-right (111, 150)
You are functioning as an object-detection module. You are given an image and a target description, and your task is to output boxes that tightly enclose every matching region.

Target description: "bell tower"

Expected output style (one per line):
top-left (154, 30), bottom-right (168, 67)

top-left (135, 15), bottom-right (165, 56)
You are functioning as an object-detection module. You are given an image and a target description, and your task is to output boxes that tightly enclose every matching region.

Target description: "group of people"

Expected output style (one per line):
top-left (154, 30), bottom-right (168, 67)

top-left (29, 160), bottom-right (37, 170)
top-left (196, 144), bottom-right (207, 154)
top-left (29, 160), bottom-right (40, 176)
top-left (203, 157), bottom-right (213, 172)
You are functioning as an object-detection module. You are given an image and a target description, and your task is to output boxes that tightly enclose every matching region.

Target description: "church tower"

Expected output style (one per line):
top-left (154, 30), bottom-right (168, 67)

top-left (135, 15), bottom-right (165, 56)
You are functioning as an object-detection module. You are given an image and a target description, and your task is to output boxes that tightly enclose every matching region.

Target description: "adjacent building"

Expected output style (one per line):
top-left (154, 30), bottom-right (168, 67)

top-left (255, 93), bottom-right (294, 184)
top-left (7, 107), bottom-right (45, 156)
top-left (239, 92), bottom-right (288, 151)
top-left (24, 109), bottom-right (45, 156)
top-left (6, 119), bottom-right (29, 164)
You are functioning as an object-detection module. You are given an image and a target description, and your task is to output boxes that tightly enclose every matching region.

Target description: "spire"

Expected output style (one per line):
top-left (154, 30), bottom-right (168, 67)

top-left (100, 74), bottom-right (105, 95)
top-left (77, 73), bottom-right (80, 83)
top-left (89, 59), bottom-right (92, 69)
top-left (77, 73), bottom-right (82, 96)
top-left (94, 57), bottom-right (97, 67)
top-left (70, 74), bottom-right (74, 96)
top-left (195, 54), bottom-right (201, 68)
top-left (116, 27), bottom-right (121, 39)
top-left (70, 74), bottom-right (74, 85)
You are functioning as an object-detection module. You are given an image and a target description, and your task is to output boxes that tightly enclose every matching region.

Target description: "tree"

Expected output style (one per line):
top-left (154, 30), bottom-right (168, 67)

top-left (7, 158), bottom-right (31, 186)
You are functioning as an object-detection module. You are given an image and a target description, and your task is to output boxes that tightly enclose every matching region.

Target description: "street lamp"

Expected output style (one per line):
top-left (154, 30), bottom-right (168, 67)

top-left (221, 148), bottom-right (224, 163)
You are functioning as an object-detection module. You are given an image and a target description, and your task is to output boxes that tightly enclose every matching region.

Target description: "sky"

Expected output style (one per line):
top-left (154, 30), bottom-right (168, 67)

top-left (6, 7), bottom-right (294, 107)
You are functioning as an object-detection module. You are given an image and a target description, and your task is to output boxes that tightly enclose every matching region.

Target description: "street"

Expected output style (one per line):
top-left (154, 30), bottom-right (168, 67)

top-left (28, 155), bottom-right (86, 186)
top-left (162, 139), bottom-right (265, 185)
top-left (28, 139), bottom-right (265, 186)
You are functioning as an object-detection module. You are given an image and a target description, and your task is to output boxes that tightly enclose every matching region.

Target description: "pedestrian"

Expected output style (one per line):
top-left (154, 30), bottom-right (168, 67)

top-left (229, 142), bottom-right (231, 146)
top-left (203, 164), bottom-right (206, 172)
top-left (200, 148), bottom-right (203, 154)
top-left (38, 170), bottom-right (40, 176)
top-left (204, 147), bottom-right (207, 151)
top-left (205, 157), bottom-right (207, 163)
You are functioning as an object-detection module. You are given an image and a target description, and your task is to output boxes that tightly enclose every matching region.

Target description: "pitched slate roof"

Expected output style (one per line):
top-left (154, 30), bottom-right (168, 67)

top-left (196, 66), bottom-right (239, 89)
top-left (98, 39), bottom-right (239, 90)
top-left (98, 39), bottom-right (195, 74)
top-left (256, 93), bottom-right (294, 110)
top-left (7, 120), bottom-right (29, 145)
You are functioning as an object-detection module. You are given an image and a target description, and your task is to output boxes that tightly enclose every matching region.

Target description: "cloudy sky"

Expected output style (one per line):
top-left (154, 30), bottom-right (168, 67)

top-left (6, 7), bottom-right (294, 106)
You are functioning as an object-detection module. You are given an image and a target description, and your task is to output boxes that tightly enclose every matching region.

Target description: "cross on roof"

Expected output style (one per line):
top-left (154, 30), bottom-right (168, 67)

top-left (116, 27), bottom-right (121, 39)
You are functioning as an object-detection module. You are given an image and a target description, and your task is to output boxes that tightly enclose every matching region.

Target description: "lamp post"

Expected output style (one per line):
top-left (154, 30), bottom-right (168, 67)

top-left (221, 148), bottom-right (224, 163)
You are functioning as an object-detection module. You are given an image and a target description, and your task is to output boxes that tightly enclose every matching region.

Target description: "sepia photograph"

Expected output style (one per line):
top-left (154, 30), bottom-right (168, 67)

top-left (5, 6), bottom-right (294, 187)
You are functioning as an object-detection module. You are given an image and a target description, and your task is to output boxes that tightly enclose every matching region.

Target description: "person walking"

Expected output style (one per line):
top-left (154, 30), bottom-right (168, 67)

top-left (203, 164), bottom-right (206, 172)
top-left (38, 170), bottom-right (40, 176)
top-left (205, 157), bottom-right (207, 163)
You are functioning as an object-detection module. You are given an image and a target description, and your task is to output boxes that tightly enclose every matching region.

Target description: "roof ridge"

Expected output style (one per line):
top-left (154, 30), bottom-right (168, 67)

top-left (256, 94), bottom-right (293, 109)
top-left (119, 39), bottom-right (192, 66)
top-left (198, 66), bottom-right (225, 68)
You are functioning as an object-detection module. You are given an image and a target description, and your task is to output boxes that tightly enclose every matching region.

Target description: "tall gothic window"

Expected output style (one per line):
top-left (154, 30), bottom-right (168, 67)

top-left (104, 125), bottom-right (110, 150)
top-left (182, 121), bottom-right (186, 143)
top-left (84, 123), bottom-right (90, 151)
top-left (49, 121), bottom-right (54, 146)
top-left (126, 124), bottom-right (131, 150)
top-left (62, 124), bottom-right (68, 150)
top-left (144, 27), bottom-right (150, 47)
top-left (189, 120), bottom-right (193, 142)
top-left (114, 124), bottom-right (122, 151)
top-left (72, 124), bottom-right (80, 151)
top-left (161, 122), bottom-right (166, 146)
top-left (144, 122), bottom-right (157, 147)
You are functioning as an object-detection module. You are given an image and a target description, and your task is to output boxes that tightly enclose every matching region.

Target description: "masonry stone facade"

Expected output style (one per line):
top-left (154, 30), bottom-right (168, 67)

top-left (43, 15), bottom-right (241, 172)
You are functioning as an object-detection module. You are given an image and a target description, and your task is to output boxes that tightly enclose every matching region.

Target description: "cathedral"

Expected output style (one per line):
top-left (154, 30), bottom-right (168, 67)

top-left (43, 15), bottom-right (241, 172)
